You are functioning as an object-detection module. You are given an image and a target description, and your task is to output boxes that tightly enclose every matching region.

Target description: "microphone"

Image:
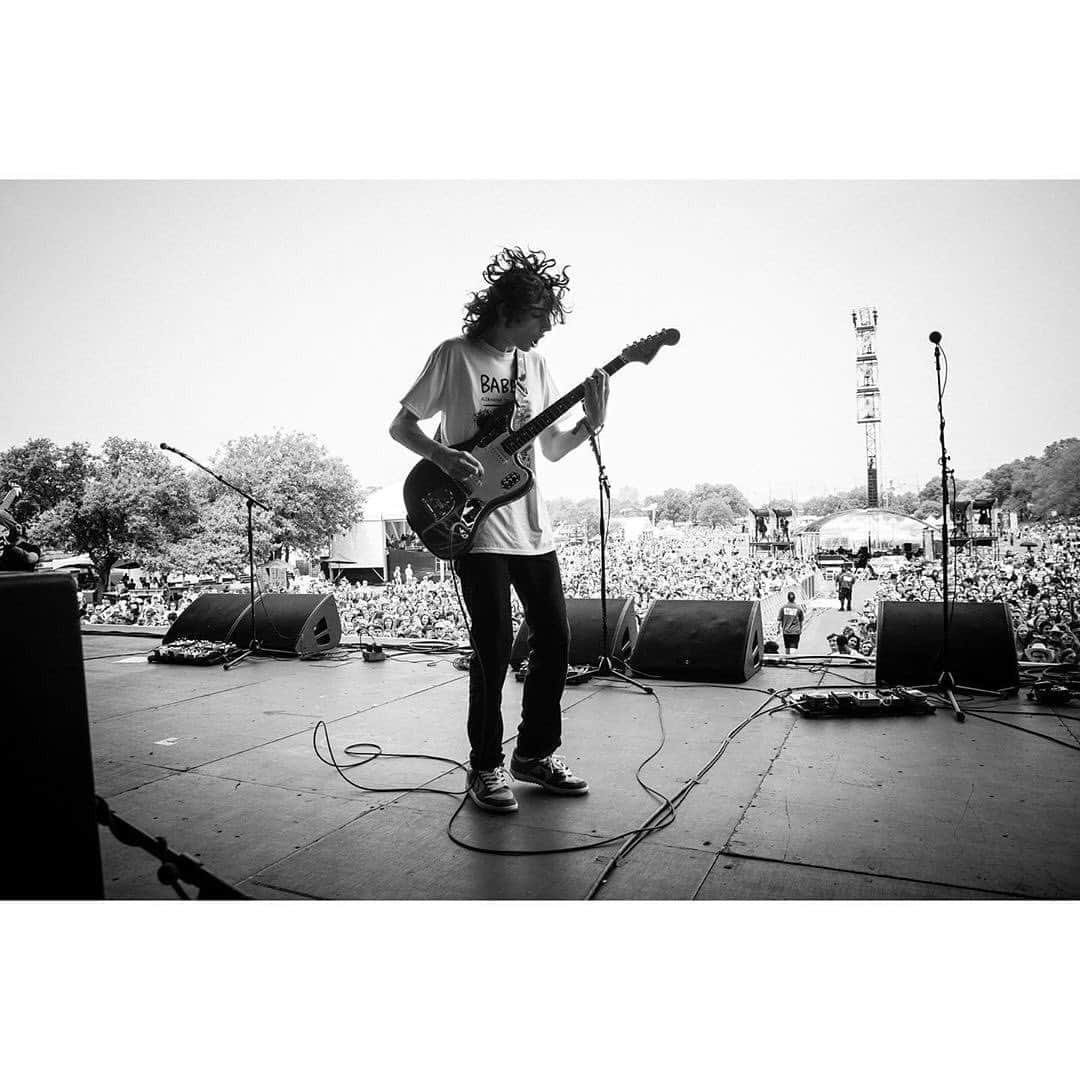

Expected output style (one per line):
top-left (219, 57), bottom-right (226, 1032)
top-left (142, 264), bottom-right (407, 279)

top-left (928, 331), bottom-right (942, 345)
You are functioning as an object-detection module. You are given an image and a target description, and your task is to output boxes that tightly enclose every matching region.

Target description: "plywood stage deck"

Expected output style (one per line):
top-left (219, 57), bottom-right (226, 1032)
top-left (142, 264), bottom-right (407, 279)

top-left (84, 585), bottom-right (1080, 901)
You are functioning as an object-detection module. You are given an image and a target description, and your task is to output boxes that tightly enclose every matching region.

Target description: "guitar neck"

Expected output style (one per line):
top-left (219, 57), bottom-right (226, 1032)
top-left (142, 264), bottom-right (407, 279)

top-left (502, 353), bottom-right (631, 454)
top-left (0, 489), bottom-right (18, 514)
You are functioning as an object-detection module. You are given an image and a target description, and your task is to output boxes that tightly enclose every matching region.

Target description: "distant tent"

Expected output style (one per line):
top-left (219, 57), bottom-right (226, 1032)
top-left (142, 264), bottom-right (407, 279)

top-left (801, 508), bottom-right (928, 551)
top-left (361, 485), bottom-right (410, 543)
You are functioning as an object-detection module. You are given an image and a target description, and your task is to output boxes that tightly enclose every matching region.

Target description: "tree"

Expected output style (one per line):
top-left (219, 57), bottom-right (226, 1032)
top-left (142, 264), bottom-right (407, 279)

top-left (1032, 438), bottom-right (1080, 518)
top-left (695, 495), bottom-right (735, 528)
top-left (800, 487), bottom-right (866, 518)
top-left (28, 437), bottom-right (199, 600)
top-left (546, 496), bottom-right (599, 536)
top-left (712, 483), bottom-right (751, 518)
top-left (0, 438), bottom-right (91, 522)
top-left (546, 496), bottom-right (580, 527)
top-left (913, 475), bottom-right (950, 520)
top-left (958, 477), bottom-right (993, 502)
top-left (889, 490), bottom-right (920, 516)
top-left (650, 487), bottom-right (693, 523)
top-left (687, 482), bottom-right (750, 525)
top-left (199, 431), bottom-right (365, 562)
top-left (150, 513), bottom-right (248, 578)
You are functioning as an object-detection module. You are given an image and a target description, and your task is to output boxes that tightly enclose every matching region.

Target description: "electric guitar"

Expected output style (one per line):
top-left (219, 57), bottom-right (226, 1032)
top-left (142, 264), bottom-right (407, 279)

top-left (403, 328), bottom-right (680, 560)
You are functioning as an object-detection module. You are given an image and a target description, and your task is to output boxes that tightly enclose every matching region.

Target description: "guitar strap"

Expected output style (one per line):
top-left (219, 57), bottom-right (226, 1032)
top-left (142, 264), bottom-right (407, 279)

top-left (510, 347), bottom-right (544, 534)
top-left (511, 346), bottom-right (526, 428)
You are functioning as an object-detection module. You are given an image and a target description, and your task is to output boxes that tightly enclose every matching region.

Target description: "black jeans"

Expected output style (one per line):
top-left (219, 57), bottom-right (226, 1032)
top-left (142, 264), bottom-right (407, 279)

top-left (839, 590), bottom-right (852, 611)
top-left (454, 551), bottom-right (570, 771)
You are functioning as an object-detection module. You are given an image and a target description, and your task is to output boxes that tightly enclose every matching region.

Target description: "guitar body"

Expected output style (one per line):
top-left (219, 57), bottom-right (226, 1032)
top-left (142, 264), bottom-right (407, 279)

top-left (403, 406), bottom-right (536, 560)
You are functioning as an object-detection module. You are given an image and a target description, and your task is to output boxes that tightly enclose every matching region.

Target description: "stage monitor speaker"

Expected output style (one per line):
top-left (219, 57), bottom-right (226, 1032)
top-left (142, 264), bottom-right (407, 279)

top-left (247, 593), bottom-right (342, 657)
top-left (629, 599), bottom-right (763, 683)
top-left (161, 592), bottom-right (250, 645)
top-left (875, 600), bottom-right (1019, 692)
top-left (161, 591), bottom-right (341, 657)
top-left (511, 597), bottom-right (638, 669)
top-left (0, 572), bottom-right (104, 899)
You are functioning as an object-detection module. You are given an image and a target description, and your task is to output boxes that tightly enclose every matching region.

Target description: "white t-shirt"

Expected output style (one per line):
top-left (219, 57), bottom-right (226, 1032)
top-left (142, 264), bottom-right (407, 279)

top-left (400, 335), bottom-right (559, 555)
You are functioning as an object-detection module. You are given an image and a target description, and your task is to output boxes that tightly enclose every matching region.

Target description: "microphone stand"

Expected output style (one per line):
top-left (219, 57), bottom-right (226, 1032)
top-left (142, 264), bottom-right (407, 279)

top-left (160, 443), bottom-right (272, 670)
top-left (574, 430), bottom-right (652, 695)
top-left (917, 340), bottom-right (1003, 720)
top-left (929, 337), bottom-right (966, 720)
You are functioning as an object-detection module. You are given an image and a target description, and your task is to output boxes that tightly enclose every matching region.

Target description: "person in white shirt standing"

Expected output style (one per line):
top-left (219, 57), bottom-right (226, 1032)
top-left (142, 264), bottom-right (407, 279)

top-left (390, 247), bottom-right (609, 813)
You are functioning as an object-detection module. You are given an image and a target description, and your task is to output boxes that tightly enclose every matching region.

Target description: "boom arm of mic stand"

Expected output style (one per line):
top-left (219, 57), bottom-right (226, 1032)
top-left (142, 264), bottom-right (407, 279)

top-left (159, 443), bottom-right (273, 513)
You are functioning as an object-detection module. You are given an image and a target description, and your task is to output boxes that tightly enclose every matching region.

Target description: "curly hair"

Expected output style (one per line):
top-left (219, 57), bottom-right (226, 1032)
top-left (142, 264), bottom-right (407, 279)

top-left (462, 246), bottom-right (571, 341)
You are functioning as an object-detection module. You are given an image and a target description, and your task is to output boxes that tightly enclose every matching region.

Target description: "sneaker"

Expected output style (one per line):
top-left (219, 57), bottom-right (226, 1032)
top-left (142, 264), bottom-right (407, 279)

top-left (468, 766), bottom-right (518, 813)
top-left (510, 753), bottom-right (589, 796)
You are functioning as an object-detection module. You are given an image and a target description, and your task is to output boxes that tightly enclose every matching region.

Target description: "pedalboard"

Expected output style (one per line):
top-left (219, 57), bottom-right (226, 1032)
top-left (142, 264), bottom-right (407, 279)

top-left (148, 639), bottom-right (244, 666)
top-left (791, 687), bottom-right (935, 718)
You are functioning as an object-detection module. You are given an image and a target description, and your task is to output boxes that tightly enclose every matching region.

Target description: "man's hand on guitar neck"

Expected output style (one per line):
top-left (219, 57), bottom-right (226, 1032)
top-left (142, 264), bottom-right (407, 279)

top-left (582, 368), bottom-right (609, 433)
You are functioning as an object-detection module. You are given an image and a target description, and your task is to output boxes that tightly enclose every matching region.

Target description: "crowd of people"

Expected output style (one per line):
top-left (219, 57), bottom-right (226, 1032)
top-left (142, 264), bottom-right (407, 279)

top-left (73, 517), bottom-right (1080, 665)
top-left (558, 530), bottom-right (818, 614)
top-left (304, 530), bottom-right (819, 645)
top-left (75, 528), bottom-right (819, 644)
top-left (81, 592), bottom-right (195, 627)
top-left (826, 585), bottom-right (880, 657)
top-left (867, 517), bottom-right (1080, 663)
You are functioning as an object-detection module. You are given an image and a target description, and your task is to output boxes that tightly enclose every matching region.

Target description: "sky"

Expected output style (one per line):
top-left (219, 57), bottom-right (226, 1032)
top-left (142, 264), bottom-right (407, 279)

top-left (2, 179), bottom-right (1078, 509)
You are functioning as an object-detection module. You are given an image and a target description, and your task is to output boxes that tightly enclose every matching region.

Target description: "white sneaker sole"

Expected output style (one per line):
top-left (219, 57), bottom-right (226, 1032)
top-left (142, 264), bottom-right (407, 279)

top-left (510, 768), bottom-right (589, 795)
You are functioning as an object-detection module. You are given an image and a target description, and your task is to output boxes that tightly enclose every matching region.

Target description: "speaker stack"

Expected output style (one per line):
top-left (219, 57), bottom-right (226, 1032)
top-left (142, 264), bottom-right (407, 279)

top-left (0, 572), bottom-right (104, 898)
top-left (875, 600), bottom-right (1019, 692)
top-left (629, 599), bottom-right (764, 683)
top-left (511, 597), bottom-right (638, 669)
top-left (162, 592), bottom-right (342, 657)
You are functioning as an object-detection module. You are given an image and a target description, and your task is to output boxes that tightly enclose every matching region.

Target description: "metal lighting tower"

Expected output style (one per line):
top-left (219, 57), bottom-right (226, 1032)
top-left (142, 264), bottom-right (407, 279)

top-left (852, 306), bottom-right (882, 507)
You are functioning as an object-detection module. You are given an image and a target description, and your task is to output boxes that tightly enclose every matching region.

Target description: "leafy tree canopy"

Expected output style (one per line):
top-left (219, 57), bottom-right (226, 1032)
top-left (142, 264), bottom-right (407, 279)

top-left (0, 437), bottom-right (91, 520)
top-left (28, 437), bottom-right (198, 599)
top-left (200, 430), bottom-right (365, 561)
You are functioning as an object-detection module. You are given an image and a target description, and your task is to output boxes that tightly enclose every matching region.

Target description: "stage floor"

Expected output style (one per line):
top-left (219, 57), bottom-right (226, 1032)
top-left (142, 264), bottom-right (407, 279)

top-left (84, 585), bottom-right (1080, 900)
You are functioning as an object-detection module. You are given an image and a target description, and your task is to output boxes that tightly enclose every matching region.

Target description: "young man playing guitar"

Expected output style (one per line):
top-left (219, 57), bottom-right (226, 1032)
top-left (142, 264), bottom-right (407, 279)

top-left (390, 247), bottom-right (609, 813)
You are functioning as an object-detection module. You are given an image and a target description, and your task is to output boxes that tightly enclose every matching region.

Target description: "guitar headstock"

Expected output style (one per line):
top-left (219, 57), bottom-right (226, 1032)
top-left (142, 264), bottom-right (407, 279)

top-left (622, 328), bottom-right (680, 365)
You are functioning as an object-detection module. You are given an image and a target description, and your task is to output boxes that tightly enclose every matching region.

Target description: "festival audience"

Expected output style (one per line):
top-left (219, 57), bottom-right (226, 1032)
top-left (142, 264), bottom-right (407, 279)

top-left (76, 529), bottom-right (818, 646)
top-left (869, 517), bottom-right (1080, 663)
top-left (75, 517), bottom-right (1079, 665)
